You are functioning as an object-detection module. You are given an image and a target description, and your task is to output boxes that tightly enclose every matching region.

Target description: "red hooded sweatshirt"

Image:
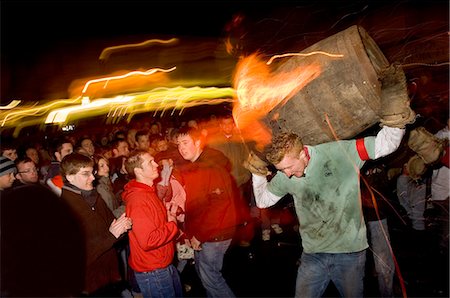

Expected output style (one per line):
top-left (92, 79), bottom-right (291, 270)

top-left (122, 179), bottom-right (178, 272)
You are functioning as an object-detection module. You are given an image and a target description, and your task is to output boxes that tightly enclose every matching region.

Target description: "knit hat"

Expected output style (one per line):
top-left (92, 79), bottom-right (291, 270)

top-left (0, 156), bottom-right (16, 176)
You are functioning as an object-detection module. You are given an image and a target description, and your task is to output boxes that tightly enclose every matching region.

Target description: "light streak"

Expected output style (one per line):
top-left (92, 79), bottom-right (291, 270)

top-left (0, 98), bottom-right (80, 127)
top-left (81, 67), bottom-right (176, 95)
top-left (99, 38), bottom-right (179, 61)
top-left (0, 100), bottom-right (21, 110)
top-left (43, 87), bottom-right (235, 124)
top-left (45, 96), bottom-right (133, 124)
top-left (266, 51), bottom-right (344, 65)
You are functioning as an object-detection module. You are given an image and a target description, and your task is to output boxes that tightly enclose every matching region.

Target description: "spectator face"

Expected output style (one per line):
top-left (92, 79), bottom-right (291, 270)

top-left (97, 158), bottom-right (109, 177)
top-left (16, 161), bottom-right (39, 184)
top-left (26, 148), bottom-right (40, 164)
top-left (56, 143), bottom-right (74, 162)
top-left (136, 135), bottom-right (150, 151)
top-left (138, 153), bottom-right (159, 181)
top-left (116, 141), bottom-right (130, 157)
top-left (220, 118), bottom-right (235, 136)
top-left (187, 120), bottom-right (198, 129)
top-left (156, 140), bottom-right (168, 152)
top-left (81, 139), bottom-right (95, 156)
top-left (0, 172), bottom-right (15, 190)
top-left (127, 129), bottom-right (137, 148)
top-left (66, 166), bottom-right (95, 191)
top-left (177, 134), bottom-right (200, 162)
top-left (150, 124), bottom-right (160, 135)
top-left (2, 149), bottom-right (17, 161)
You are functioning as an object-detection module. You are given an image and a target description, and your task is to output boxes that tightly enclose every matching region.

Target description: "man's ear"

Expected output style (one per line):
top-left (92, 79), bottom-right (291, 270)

top-left (299, 149), bottom-right (307, 160)
top-left (194, 139), bottom-right (201, 149)
top-left (66, 174), bottom-right (75, 184)
top-left (112, 148), bottom-right (119, 157)
top-left (134, 167), bottom-right (142, 178)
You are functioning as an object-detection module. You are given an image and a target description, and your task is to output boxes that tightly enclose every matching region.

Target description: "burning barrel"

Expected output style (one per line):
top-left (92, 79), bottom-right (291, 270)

top-left (250, 25), bottom-right (392, 146)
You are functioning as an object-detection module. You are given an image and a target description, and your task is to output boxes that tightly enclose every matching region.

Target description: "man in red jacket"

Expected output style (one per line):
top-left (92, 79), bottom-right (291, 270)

top-left (122, 150), bottom-right (181, 298)
top-left (177, 126), bottom-right (238, 297)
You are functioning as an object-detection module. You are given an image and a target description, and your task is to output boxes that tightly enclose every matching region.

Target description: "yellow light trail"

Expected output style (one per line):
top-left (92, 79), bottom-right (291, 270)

top-left (45, 95), bottom-right (134, 124)
top-left (0, 100), bottom-right (21, 110)
top-left (81, 67), bottom-right (177, 94)
top-left (99, 38), bottom-right (179, 61)
top-left (0, 98), bottom-right (80, 127)
top-left (42, 86), bottom-right (235, 124)
top-left (266, 51), bottom-right (344, 65)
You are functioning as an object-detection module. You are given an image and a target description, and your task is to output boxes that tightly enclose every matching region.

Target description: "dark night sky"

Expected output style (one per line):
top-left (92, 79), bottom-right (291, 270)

top-left (1, 0), bottom-right (448, 106)
top-left (1, 0), bottom-right (285, 102)
top-left (1, 0), bottom-right (275, 57)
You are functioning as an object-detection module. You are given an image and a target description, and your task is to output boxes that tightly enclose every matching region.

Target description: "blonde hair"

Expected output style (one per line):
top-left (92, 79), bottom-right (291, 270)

top-left (266, 132), bottom-right (304, 164)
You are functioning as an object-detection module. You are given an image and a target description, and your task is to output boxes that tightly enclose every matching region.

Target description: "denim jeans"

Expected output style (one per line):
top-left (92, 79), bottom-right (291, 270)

top-left (194, 239), bottom-right (235, 297)
top-left (134, 264), bottom-right (182, 298)
top-left (295, 250), bottom-right (366, 298)
top-left (367, 219), bottom-right (395, 297)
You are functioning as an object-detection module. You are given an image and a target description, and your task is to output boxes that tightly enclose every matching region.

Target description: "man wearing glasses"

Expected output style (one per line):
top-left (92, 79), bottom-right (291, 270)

top-left (14, 157), bottom-right (40, 187)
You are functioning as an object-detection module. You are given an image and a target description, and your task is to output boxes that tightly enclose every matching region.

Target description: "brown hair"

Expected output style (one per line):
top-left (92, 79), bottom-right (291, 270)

top-left (176, 126), bottom-right (205, 148)
top-left (266, 132), bottom-right (304, 164)
top-left (60, 153), bottom-right (94, 177)
top-left (92, 154), bottom-right (109, 174)
top-left (124, 150), bottom-right (148, 179)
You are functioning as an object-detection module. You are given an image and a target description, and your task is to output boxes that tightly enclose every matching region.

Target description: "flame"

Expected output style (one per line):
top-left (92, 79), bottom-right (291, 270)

top-left (232, 53), bottom-right (321, 149)
top-left (225, 37), bottom-right (234, 55)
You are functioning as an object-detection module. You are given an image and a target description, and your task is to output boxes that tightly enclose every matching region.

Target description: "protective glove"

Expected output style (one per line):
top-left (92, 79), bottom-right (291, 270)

top-left (408, 126), bottom-right (444, 164)
top-left (379, 64), bottom-right (416, 128)
top-left (243, 151), bottom-right (270, 176)
top-left (406, 155), bottom-right (426, 181)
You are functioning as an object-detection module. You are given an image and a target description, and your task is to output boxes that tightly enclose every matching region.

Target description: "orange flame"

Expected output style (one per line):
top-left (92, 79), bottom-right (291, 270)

top-left (232, 53), bottom-right (321, 150)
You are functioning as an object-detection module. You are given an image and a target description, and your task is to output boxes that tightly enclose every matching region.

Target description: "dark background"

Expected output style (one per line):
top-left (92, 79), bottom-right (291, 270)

top-left (1, 0), bottom-right (448, 127)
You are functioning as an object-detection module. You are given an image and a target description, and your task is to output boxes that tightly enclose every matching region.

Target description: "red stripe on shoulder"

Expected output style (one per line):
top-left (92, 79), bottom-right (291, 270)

top-left (356, 138), bottom-right (370, 161)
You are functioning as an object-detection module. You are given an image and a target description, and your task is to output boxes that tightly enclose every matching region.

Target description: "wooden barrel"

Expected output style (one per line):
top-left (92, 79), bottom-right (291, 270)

top-left (263, 25), bottom-right (390, 145)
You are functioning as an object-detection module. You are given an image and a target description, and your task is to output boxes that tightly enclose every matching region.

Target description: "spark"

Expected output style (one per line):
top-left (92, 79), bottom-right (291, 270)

top-left (99, 38), bottom-right (179, 61)
top-left (266, 51), bottom-right (344, 65)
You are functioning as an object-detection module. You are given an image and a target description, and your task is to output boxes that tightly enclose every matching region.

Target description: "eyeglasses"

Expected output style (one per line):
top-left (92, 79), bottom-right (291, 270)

top-left (17, 168), bottom-right (38, 174)
top-left (78, 171), bottom-right (96, 177)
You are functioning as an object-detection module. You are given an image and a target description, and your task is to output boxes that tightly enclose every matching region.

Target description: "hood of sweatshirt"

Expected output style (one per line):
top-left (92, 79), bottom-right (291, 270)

top-left (121, 179), bottom-right (155, 203)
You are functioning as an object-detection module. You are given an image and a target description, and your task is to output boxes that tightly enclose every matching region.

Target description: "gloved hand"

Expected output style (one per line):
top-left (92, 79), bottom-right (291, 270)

top-left (408, 126), bottom-right (444, 164)
top-left (379, 64), bottom-right (416, 128)
top-left (243, 151), bottom-right (270, 176)
top-left (406, 154), bottom-right (426, 180)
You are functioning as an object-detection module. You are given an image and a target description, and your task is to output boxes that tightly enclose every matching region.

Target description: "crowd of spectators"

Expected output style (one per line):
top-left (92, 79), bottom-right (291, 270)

top-left (0, 113), bottom-right (448, 297)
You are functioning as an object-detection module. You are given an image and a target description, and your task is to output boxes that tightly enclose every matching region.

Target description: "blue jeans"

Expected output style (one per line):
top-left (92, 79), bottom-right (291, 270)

top-left (194, 239), bottom-right (235, 297)
top-left (134, 264), bottom-right (182, 298)
top-left (295, 250), bottom-right (366, 298)
top-left (367, 219), bottom-right (395, 297)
